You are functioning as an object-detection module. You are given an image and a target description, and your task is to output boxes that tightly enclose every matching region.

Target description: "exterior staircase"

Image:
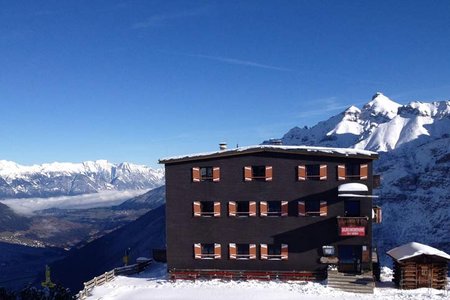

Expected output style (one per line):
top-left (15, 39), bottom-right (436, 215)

top-left (327, 270), bottom-right (374, 294)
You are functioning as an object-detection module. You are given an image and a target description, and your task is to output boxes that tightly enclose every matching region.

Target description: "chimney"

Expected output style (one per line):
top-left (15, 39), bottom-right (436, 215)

top-left (219, 142), bottom-right (227, 150)
top-left (269, 139), bottom-right (283, 146)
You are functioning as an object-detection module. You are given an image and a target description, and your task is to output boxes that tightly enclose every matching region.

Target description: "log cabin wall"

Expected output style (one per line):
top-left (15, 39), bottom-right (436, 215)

top-left (393, 258), bottom-right (448, 289)
top-left (164, 151), bottom-right (375, 273)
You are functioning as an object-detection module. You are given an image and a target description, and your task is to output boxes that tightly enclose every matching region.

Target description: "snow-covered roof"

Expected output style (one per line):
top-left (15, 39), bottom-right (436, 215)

top-left (338, 183), bottom-right (369, 192)
top-left (387, 242), bottom-right (450, 262)
top-left (159, 145), bottom-right (378, 164)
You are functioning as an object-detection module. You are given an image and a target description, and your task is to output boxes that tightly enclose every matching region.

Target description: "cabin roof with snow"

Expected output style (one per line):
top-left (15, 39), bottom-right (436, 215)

top-left (159, 145), bottom-right (378, 164)
top-left (387, 242), bottom-right (450, 262)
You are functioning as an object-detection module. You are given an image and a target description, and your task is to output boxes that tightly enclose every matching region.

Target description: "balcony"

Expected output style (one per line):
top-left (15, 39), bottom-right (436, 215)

top-left (337, 216), bottom-right (369, 237)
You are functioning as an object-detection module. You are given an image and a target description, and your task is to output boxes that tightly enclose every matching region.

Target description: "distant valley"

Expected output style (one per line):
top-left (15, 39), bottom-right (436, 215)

top-left (0, 187), bottom-right (165, 290)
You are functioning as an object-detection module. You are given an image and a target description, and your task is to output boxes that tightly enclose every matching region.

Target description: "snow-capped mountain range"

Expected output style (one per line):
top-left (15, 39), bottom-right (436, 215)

top-left (266, 92), bottom-right (450, 263)
top-left (276, 92), bottom-right (449, 151)
top-left (0, 160), bottom-right (165, 199)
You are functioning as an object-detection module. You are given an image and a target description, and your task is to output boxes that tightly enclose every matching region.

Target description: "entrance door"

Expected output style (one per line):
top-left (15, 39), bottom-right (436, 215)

top-left (338, 245), bottom-right (362, 273)
top-left (417, 264), bottom-right (431, 288)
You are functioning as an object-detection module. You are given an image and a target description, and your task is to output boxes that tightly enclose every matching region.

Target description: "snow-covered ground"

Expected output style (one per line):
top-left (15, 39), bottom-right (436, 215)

top-left (86, 264), bottom-right (449, 300)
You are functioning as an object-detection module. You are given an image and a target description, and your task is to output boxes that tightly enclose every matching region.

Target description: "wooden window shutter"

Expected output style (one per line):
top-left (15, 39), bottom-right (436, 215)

top-left (249, 201), bottom-right (257, 217)
top-left (319, 165), bottom-right (327, 180)
top-left (281, 201), bottom-right (288, 217)
top-left (192, 167), bottom-right (200, 182)
top-left (228, 201), bottom-right (236, 217)
top-left (229, 243), bottom-right (237, 259)
top-left (194, 243), bottom-right (202, 259)
top-left (213, 167), bottom-right (220, 182)
top-left (260, 244), bottom-right (268, 260)
top-left (193, 201), bottom-right (201, 217)
top-left (361, 245), bottom-right (370, 263)
top-left (337, 164), bottom-right (346, 180)
top-left (265, 166), bottom-right (273, 181)
top-left (214, 243), bottom-right (221, 259)
top-left (249, 244), bottom-right (257, 259)
top-left (298, 165), bottom-right (306, 181)
top-left (360, 164), bottom-right (368, 180)
top-left (298, 201), bottom-right (306, 216)
top-left (373, 206), bottom-right (382, 223)
top-left (214, 202), bottom-right (221, 217)
top-left (281, 244), bottom-right (288, 260)
top-left (376, 207), bottom-right (382, 223)
top-left (260, 201), bottom-right (268, 217)
top-left (244, 166), bottom-right (252, 181)
top-left (320, 201), bottom-right (328, 216)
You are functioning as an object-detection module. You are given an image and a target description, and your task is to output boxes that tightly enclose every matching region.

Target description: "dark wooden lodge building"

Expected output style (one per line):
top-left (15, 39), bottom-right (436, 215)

top-left (387, 242), bottom-right (449, 289)
top-left (159, 144), bottom-right (382, 280)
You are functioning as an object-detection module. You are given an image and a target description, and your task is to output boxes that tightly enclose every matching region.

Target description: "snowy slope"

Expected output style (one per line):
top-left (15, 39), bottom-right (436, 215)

top-left (265, 93), bottom-right (450, 263)
top-left (87, 264), bottom-right (449, 300)
top-left (0, 160), bottom-right (164, 199)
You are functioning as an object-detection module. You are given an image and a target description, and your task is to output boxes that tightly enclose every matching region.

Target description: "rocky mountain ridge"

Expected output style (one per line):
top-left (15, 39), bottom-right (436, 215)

top-left (0, 160), bottom-right (164, 199)
top-left (276, 92), bottom-right (449, 152)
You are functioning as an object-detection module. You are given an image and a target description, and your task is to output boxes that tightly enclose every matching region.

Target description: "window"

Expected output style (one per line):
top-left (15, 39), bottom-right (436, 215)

top-left (268, 201), bottom-right (281, 215)
top-left (228, 201), bottom-right (256, 217)
top-left (252, 166), bottom-right (266, 178)
top-left (193, 201), bottom-right (221, 217)
top-left (194, 243), bottom-right (221, 259)
top-left (260, 201), bottom-right (288, 217)
top-left (244, 166), bottom-right (272, 181)
top-left (305, 200), bottom-right (321, 216)
top-left (298, 164), bottom-right (327, 181)
top-left (261, 244), bottom-right (288, 260)
top-left (337, 164), bottom-right (368, 181)
top-left (202, 243), bottom-right (215, 256)
top-left (192, 167), bottom-right (220, 182)
top-left (229, 243), bottom-right (256, 260)
top-left (298, 200), bottom-right (327, 216)
top-left (237, 244), bottom-right (250, 257)
top-left (346, 163), bottom-right (360, 178)
top-left (237, 201), bottom-right (249, 216)
top-left (268, 244), bottom-right (282, 256)
top-left (200, 167), bottom-right (213, 181)
top-left (322, 246), bottom-right (335, 256)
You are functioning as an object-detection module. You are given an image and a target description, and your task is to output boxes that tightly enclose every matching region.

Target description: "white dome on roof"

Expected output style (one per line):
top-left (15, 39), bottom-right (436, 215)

top-left (338, 183), bottom-right (368, 192)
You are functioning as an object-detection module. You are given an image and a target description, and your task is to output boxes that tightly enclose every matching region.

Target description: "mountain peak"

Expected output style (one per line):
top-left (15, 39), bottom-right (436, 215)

top-left (371, 92), bottom-right (384, 100)
top-left (362, 93), bottom-right (401, 121)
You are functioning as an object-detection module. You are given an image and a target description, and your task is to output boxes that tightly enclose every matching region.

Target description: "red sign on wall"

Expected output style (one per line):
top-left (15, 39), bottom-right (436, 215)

top-left (340, 227), bottom-right (365, 236)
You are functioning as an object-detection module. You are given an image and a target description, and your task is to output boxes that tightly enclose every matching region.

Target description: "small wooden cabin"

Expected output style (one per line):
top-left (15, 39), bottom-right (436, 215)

top-left (387, 242), bottom-right (449, 289)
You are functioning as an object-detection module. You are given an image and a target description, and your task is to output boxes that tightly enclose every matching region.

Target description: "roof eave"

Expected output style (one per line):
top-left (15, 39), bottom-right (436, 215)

top-left (159, 147), bottom-right (378, 165)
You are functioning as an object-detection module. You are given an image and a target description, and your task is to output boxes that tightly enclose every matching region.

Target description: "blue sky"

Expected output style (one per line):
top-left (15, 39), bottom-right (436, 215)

top-left (1, 1), bottom-right (449, 167)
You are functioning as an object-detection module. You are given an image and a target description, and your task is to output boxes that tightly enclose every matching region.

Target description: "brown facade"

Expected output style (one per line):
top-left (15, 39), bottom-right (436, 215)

top-left (162, 150), bottom-right (377, 277)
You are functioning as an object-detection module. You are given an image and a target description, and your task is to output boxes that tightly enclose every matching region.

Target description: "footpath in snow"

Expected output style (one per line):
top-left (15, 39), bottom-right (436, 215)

top-left (87, 264), bottom-right (449, 300)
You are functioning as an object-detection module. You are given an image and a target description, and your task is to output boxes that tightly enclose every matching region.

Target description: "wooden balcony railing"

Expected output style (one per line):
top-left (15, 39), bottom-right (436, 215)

top-left (337, 216), bottom-right (369, 236)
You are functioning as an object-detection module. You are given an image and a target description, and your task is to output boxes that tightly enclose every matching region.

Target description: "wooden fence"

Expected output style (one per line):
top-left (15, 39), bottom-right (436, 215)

top-left (76, 260), bottom-right (152, 299)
